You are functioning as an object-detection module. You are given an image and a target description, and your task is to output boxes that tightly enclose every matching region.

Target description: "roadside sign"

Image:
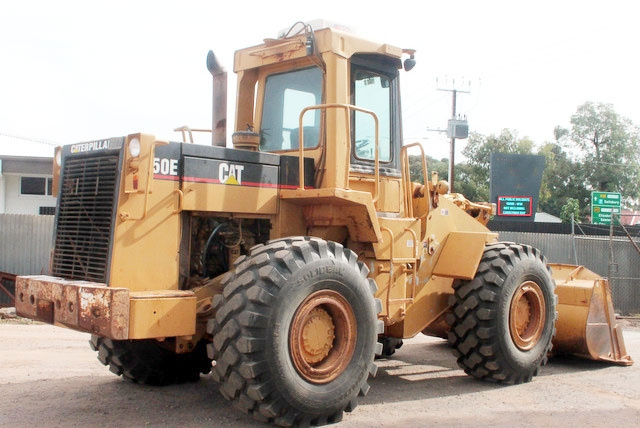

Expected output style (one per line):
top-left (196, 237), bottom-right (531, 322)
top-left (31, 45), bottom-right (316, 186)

top-left (497, 196), bottom-right (532, 216)
top-left (591, 192), bottom-right (621, 225)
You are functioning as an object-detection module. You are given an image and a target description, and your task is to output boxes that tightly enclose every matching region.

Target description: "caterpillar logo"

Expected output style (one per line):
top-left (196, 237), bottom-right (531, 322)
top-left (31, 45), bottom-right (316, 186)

top-left (219, 163), bottom-right (244, 185)
top-left (70, 140), bottom-right (110, 154)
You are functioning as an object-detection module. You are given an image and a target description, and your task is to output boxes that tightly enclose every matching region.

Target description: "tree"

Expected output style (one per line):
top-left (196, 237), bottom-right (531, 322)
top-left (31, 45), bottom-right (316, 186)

top-left (559, 197), bottom-right (581, 223)
top-left (461, 129), bottom-right (534, 202)
top-left (566, 102), bottom-right (640, 208)
top-left (537, 142), bottom-right (589, 218)
top-left (408, 153), bottom-right (447, 185)
top-left (455, 163), bottom-right (489, 202)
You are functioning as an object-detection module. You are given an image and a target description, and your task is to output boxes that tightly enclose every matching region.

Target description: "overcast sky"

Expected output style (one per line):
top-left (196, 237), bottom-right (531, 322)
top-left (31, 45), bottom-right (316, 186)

top-left (1, 0), bottom-right (638, 160)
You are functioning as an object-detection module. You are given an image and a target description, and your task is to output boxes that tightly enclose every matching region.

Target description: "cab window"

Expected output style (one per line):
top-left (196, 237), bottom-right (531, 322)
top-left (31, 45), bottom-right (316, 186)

top-left (352, 70), bottom-right (392, 162)
top-left (260, 67), bottom-right (323, 152)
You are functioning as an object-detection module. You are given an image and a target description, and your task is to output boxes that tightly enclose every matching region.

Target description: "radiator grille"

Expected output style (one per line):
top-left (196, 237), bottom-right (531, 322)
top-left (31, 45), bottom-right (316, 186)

top-left (52, 154), bottom-right (119, 282)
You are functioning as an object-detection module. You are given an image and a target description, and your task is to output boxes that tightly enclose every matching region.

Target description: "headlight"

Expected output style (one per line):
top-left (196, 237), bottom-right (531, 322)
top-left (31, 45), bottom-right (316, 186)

top-left (128, 138), bottom-right (141, 157)
top-left (54, 147), bottom-right (62, 166)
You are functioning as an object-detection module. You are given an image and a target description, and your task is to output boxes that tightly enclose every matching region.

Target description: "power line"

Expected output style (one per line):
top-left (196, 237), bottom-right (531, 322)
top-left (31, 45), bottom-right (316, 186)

top-left (590, 160), bottom-right (640, 168)
top-left (0, 131), bottom-right (59, 147)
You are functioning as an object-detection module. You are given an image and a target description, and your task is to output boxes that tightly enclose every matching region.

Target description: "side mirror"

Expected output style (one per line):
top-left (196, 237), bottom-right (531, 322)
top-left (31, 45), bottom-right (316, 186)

top-left (404, 54), bottom-right (416, 72)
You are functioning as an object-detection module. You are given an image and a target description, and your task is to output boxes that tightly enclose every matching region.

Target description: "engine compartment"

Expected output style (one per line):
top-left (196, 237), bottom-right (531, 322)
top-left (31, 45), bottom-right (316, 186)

top-left (182, 215), bottom-right (271, 290)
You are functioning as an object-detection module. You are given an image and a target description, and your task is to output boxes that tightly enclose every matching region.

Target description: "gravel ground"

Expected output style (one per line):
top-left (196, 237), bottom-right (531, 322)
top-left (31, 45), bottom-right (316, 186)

top-left (1, 319), bottom-right (639, 427)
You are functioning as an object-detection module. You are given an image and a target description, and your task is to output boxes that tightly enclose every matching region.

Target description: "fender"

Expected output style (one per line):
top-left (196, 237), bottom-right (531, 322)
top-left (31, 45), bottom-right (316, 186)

top-left (432, 231), bottom-right (497, 279)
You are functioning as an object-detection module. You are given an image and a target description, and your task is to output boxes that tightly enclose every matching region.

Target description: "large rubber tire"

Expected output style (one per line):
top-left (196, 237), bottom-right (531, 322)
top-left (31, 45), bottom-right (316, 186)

top-left (446, 242), bottom-right (557, 384)
top-left (207, 237), bottom-right (383, 427)
top-left (90, 335), bottom-right (211, 386)
top-left (376, 336), bottom-right (403, 358)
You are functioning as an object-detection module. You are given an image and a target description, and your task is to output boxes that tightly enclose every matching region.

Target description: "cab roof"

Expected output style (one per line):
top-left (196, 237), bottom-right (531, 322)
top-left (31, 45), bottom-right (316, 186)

top-left (234, 25), bottom-right (405, 72)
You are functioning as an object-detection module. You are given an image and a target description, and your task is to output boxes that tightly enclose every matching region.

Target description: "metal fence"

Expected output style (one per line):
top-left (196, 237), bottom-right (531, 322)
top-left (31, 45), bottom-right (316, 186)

top-left (0, 214), bottom-right (53, 276)
top-left (498, 230), bottom-right (640, 315)
top-left (0, 213), bottom-right (638, 314)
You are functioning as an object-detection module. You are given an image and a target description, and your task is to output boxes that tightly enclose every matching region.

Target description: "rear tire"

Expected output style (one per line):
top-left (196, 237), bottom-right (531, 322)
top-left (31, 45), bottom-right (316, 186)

top-left (207, 237), bottom-right (383, 426)
top-left (90, 336), bottom-right (211, 386)
top-left (446, 242), bottom-right (556, 384)
top-left (376, 336), bottom-right (403, 358)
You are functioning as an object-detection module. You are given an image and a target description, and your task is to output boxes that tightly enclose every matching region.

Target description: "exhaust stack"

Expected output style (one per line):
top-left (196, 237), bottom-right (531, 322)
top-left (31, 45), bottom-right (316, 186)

top-left (206, 50), bottom-right (227, 147)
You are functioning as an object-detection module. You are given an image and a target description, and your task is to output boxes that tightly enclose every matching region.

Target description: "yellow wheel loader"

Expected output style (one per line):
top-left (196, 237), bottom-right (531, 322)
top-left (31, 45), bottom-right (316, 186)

top-left (16, 21), bottom-right (631, 426)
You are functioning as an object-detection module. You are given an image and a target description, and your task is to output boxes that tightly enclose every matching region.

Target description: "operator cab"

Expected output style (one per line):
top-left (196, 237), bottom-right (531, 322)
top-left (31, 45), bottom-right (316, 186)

top-left (233, 22), bottom-right (414, 191)
top-left (257, 54), bottom-right (402, 177)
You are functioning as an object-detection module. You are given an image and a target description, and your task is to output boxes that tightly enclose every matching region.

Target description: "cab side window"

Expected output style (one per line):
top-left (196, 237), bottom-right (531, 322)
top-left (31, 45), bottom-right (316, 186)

top-left (261, 67), bottom-right (323, 152)
top-left (352, 69), bottom-right (392, 162)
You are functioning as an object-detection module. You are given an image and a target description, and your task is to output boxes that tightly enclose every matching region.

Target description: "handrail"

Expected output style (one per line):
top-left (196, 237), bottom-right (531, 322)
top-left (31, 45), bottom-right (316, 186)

top-left (380, 226), bottom-right (417, 318)
top-left (297, 103), bottom-right (380, 203)
top-left (173, 126), bottom-right (212, 143)
top-left (400, 145), bottom-right (413, 217)
top-left (173, 189), bottom-right (184, 214)
top-left (400, 142), bottom-right (428, 219)
top-left (404, 227), bottom-right (419, 302)
top-left (380, 226), bottom-right (395, 318)
top-left (120, 140), bottom-right (169, 222)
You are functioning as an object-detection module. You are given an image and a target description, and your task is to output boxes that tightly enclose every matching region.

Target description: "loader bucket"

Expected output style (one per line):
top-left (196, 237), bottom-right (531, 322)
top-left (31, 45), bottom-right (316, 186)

top-left (550, 263), bottom-right (633, 366)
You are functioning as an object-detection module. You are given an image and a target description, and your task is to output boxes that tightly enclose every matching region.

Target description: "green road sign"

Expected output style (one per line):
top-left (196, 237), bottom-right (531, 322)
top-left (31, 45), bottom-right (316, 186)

top-left (591, 192), bottom-right (621, 225)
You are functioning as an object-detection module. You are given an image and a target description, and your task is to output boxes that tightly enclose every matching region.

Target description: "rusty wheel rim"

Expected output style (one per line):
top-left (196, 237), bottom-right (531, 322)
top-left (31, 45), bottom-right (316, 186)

top-left (289, 289), bottom-right (356, 384)
top-left (509, 280), bottom-right (546, 351)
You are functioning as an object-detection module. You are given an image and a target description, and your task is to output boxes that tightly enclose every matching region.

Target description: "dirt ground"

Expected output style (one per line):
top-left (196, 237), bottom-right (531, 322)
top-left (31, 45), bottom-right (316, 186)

top-left (1, 320), bottom-right (639, 428)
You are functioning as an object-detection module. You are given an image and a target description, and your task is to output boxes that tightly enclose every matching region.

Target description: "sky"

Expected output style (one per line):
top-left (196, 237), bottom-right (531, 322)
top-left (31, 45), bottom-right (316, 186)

top-left (1, 0), bottom-right (639, 161)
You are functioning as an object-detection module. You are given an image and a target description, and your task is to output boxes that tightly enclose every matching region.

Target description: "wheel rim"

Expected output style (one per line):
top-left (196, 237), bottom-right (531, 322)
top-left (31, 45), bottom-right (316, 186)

top-left (509, 280), bottom-right (546, 351)
top-left (289, 289), bottom-right (356, 384)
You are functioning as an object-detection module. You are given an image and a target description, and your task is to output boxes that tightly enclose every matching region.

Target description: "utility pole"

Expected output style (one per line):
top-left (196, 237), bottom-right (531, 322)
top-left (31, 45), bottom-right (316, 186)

top-left (437, 82), bottom-right (469, 193)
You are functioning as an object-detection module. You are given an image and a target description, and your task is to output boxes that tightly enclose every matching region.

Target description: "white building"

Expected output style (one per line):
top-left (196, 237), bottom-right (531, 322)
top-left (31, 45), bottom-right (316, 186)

top-left (0, 155), bottom-right (56, 215)
top-left (534, 212), bottom-right (562, 223)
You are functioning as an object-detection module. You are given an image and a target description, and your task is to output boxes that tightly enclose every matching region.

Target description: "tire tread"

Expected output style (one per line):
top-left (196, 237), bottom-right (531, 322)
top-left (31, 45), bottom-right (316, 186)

top-left (207, 237), bottom-right (381, 426)
top-left (447, 242), bottom-right (557, 384)
top-left (90, 335), bottom-right (211, 386)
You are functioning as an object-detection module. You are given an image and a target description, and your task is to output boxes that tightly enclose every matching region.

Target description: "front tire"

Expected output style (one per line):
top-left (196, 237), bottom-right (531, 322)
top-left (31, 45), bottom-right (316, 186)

top-left (207, 237), bottom-right (383, 426)
top-left (446, 242), bottom-right (557, 384)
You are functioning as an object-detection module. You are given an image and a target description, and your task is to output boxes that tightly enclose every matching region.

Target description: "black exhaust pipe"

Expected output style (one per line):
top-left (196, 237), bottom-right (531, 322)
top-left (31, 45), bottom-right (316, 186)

top-left (206, 50), bottom-right (227, 147)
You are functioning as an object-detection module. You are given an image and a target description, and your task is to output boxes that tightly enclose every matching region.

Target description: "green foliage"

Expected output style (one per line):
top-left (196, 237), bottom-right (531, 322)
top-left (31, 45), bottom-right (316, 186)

top-left (455, 163), bottom-right (489, 202)
top-left (408, 153), bottom-right (447, 184)
top-left (537, 142), bottom-right (589, 218)
top-left (404, 103), bottom-right (639, 217)
top-left (566, 102), bottom-right (640, 206)
top-left (460, 129), bottom-right (534, 202)
top-left (463, 129), bottom-right (534, 170)
top-left (559, 198), bottom-right (581, 223)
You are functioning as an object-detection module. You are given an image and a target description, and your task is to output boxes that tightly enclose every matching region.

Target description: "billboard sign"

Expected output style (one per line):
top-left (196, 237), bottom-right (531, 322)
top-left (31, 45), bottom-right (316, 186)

top-left (497, 196), bottom-right (533, 216)
top-left (490, 153), bottom-right (545, 222)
